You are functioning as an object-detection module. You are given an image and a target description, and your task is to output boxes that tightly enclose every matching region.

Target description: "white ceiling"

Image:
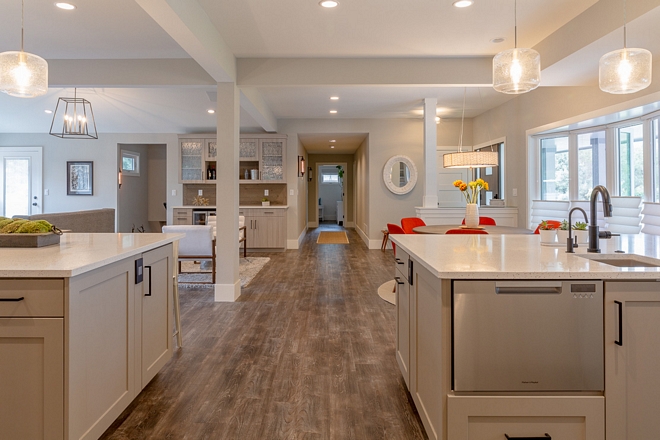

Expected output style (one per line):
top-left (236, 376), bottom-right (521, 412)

top-left (1, 0), bottom-right (659, 150)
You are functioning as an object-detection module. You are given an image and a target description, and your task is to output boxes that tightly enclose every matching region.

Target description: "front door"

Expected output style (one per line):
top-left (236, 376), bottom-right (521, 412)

top-left (0, 147), bottom-right (43, 217)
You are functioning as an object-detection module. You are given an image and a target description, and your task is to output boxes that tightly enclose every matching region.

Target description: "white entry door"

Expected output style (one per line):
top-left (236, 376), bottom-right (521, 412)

top-left (436, 147), bottom-right (469, 207)
top-left (0, 147), bottom-right (43, 217)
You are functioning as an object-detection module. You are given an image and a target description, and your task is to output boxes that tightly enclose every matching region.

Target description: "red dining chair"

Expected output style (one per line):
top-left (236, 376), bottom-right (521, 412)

top-left (445, 228), bottom-right (489, 235)
top-left (461, 216), bottom-right (497, 226)
top-left (386, 223), bottom-right (405, 256)
top-left (533, 220), bottom-right (561, 234)
top-left (401, 217), bottom-right (426, 234)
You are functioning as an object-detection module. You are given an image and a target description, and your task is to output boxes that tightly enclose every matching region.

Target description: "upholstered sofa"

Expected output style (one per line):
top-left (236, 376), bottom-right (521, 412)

top-left (22, 208), bottom-right (115, 232)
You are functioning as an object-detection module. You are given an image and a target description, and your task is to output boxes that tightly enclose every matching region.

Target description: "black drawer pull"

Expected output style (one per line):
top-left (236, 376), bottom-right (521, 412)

top-left (395, 258), bottom-right (404, 265)
top-left (145, 266), bottom-right (152, 296)
top-left (0, 297), bottom-right (25, 302)
top-left (615, 300), bottom-right (623, 346)
top-left (505, 434), bottom-right (551, 440)
top-left (394, 276), bottom-right (404, 285)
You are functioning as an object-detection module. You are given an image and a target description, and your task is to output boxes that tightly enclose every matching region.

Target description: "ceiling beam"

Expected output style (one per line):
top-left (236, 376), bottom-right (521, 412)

top-left (134, 0), bottom-right (236, 83)
top-left (240, 88), bottom-right (277, 133)
top-left (48, 59), bottom-right (215, 87)
top-left (237, 58), bottom-right (493, 87)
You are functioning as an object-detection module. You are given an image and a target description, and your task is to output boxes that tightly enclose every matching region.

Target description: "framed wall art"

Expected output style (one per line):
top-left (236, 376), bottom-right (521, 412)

top-left (67, 161), bottom-right (93, 195)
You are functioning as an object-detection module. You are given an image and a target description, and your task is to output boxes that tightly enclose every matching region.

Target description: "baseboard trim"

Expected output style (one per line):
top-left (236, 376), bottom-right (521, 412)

top-left (214, 280), bottom-right (241, 302)
top-left (355, 224), bottom-right (370, 247)
top-left (287, 227), bottom-right (307, 250)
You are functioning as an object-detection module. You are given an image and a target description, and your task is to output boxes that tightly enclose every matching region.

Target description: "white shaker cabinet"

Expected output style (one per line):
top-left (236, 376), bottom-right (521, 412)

top-left (605, 281), bottom-right (660, 440)
top-left (394, 248), bottom-right (411, 388)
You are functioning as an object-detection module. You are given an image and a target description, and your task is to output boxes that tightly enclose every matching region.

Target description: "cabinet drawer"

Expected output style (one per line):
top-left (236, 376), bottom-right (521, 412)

top-left (394, 248), bottom-right (409, 277)
top-left (173, 208), bottom-right (192, 217)
top-left (447, 395), bottom-right (604, 440)
top-left (0, 279), bottom-right (64, 317)
top-left (252, 208), bottom-right (285, 217)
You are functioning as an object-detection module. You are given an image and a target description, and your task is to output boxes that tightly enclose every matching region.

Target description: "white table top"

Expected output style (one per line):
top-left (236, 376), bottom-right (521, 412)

top-left (413, 225), bottom-right (532, 235)
top-left (0, 233), bottom-right (183, 278)
top-left (391, 233), bottom-right (660, 280)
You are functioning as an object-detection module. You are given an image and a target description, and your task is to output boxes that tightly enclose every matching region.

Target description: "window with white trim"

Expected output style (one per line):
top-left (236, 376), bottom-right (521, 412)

top-left (616, 123), bottom-right (644, 198)
top-left (121, 150), bottom-right (140, 176)
top-left (321, 174), bottom-right (339, 184)
top-left (540, 136), bottom-right (569, 201)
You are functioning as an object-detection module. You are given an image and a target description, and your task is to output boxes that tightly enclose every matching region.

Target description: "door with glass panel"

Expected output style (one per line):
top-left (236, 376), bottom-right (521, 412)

top-left (0, 147), bottom-right (43, 217)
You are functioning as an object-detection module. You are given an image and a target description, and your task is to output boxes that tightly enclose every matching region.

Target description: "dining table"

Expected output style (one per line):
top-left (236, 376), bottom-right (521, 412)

top-left (412, 225), bottom-right (534, 235)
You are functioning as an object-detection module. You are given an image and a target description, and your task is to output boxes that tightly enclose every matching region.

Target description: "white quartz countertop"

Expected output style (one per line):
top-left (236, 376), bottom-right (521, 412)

top-left (391, 233), bottom-right (660, 279)
top-left (173, 205), bottom-right (288, 209)
top-left (0, 233), bottom-right (183, 278)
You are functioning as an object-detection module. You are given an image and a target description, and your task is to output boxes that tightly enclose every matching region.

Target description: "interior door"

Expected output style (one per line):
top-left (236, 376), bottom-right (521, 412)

top-left (436, 147), bottom-right (469, 207)
top-left (0, 147), bottom-right (43, 217)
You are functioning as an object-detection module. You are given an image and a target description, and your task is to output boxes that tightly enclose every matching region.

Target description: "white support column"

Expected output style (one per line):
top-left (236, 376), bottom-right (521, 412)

top-left (423, 98), bottom-right (438, 208)
top-left (214, 82), bottom-right (241, 302)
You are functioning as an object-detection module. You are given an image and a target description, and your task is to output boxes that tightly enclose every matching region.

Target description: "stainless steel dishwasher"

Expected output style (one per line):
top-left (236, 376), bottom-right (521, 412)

top-left (453, 280), bottom-right (604, 392)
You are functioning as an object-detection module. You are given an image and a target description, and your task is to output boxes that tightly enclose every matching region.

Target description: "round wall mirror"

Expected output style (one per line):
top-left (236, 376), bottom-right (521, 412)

top-left (383, 155), bottom-right (417, 195)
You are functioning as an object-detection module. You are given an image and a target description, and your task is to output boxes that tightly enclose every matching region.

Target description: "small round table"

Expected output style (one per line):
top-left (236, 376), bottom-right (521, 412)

top-left (412, 225), bottom-right (533, 235)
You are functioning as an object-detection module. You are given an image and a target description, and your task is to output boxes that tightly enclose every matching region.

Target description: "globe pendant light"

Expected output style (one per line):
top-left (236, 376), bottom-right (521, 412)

top-left (0, 0), bottom-right (48, 98)
top-left (599, 0), bottom-right (652, 94)
top-left (492, 0), bottom-right (540, 94)
top-left (443, 88), bottom-right (499, 169)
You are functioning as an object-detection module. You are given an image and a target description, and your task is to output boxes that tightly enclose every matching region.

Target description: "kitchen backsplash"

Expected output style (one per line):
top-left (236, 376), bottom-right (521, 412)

top-left (182, 183), bottom-right (287, 206)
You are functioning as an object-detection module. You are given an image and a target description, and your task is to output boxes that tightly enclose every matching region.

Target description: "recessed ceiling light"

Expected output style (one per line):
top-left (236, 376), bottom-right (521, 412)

top-left (330, 96), bottom-right (339, 100)
top-left (329, 139), bottom-right (336, 142)
top-left (330, 145), bottom-right (335, 149)
top-left (435, 116), bottom-right (441, 124)
top-left (207, 109), bottom-right (215, 114)
top-left (45, 109), bottom-right (53, 114)
top-left (490, 37), bottom-right (505, 44)
top-left (453, 0), bottom-right (473, 7)
top-left (319, 0), bottom-right (339, 8)
top-left (55, 2), bottom-right (76, 10)
top-left (329, 110), bottom-right (337, 114)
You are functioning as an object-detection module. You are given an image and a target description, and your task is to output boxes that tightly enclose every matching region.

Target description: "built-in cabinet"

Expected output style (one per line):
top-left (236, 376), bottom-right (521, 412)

top-left (239, 135), bottom-right (287, 182)
top-left (179, 136), bottom-right (218, 183)
top-left (394, 248), bottom-right (411, 388)
top-left (0, 244), bottom-right (173, 440)
top-left (173, 208), bottom-right (192, 225)
top-left (605, 281), bottom-right (660, 439)
top-left (239, 208), bottom-right (286, 249)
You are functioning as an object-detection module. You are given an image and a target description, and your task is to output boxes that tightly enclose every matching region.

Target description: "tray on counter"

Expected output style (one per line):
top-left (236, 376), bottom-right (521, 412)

top-left (0, 232), bottom-right (61, 247)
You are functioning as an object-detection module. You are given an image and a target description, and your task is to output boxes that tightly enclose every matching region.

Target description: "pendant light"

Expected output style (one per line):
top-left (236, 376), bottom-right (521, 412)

top-left (599, 0), bottom-right (652, 94)
top-left (0, 0), bottom-right (48, 98)
top-left (49, 88), bottom-right (98, 139)
top-left (443, 89), bottom-right (499, 169)
top-left (492, 0), bottom-right (540, 94)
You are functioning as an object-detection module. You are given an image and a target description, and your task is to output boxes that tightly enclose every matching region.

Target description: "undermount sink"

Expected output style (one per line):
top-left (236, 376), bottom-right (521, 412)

top-left (578, 254), bottom-right (660, 268)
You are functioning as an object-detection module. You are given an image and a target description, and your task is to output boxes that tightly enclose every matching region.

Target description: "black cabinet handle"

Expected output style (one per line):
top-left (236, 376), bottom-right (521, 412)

top-left (408, 259), bottom-right (414, 286)
top-left (395, 257), bottom-right (404, 265)
top-left (504, 434), bottom-right (551, 440)
top-left (394, 276), bottom-right (404, 285)
top-left (615, 300), bottom-right (623, 346)
top-left (0, 297), bottom-right (24, 302)
top-left (145, 266), bottom-right (152, 297)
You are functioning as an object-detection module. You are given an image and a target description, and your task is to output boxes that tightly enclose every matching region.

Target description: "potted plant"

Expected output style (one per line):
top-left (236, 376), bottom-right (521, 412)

top-left (262, 197), bottom-right (270, 206)
top-left (572, 221), bottom-right (588, 244)
top-left (557, 219), bottom-right (569, 244)
top-left (538, 220), bottom-right (557, 244)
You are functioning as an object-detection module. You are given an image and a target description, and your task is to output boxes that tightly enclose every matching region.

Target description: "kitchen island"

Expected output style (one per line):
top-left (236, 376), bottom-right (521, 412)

top-left (0, 233), bottom-right (182, 440)
top-left (390, 233), bottom-right (660, 440)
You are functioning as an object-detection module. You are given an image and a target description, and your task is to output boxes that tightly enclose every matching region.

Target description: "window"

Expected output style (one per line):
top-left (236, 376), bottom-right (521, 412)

top-left (121, 150), bottom-right (140, 176)
top-left (475, 142), bottom-right (503, 205)
top-left (540, 136), bottom-right (569, 200)
top-left (652, 118), bottom-right (660, 202)
top-left (321, 174), bottom-right (339, 184)
top-left (577, 130), bottom-right (606, 200)
top-left (617, 124), bottom-right (643, 197)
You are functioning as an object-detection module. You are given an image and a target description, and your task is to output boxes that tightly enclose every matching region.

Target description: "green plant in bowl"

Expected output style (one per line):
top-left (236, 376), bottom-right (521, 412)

top-left (573, 221), bottom-right (588, 230)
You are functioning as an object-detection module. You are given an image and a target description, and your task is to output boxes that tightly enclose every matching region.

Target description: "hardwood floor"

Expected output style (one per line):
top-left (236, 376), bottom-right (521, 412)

top-left (101, 223), bottom-right (427, 439)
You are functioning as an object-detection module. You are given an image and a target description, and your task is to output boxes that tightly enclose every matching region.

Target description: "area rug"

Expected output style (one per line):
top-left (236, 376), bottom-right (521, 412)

top-left (378, 280), bottom-right (396, 305)
top-left (317, 231), bottom-right (349, 244)
top-left (178, 257), bottom-right (270, 288)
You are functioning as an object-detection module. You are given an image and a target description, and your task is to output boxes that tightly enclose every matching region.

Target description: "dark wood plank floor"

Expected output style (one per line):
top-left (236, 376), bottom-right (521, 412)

top-left (101, 223), bottom-right (427, 440)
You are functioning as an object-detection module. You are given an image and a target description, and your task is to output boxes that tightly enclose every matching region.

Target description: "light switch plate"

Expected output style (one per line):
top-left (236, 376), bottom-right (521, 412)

top-left (264, 189), bottom-right (269, 196)
top-left (512, 188), bottom-right (518, 197)
top-left (44, 189), bottom-right (49, 196)
top-left (198, 190), bottom-right (203, 196)
top-left (171, 190), bottom-right (176, 196)
top-left (289, 189), bottom-right (294, 196)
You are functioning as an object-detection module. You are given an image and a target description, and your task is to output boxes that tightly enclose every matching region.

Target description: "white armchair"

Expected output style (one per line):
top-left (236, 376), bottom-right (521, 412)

top-left (162, 225), bottom-right (215, 284)
top-left (207, 214), bottom-right (247, 258)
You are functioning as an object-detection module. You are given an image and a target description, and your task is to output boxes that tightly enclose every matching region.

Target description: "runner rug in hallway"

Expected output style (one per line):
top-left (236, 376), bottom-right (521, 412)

top-left (316, 231), bottom-right (349, 244)
top-left (178, 257), bottom-right (269, 287)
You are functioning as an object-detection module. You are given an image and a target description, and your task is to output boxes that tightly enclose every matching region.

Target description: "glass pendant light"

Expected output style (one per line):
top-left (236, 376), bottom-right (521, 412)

top-left (0, 0), bottom-right (48, 98)
top-left (443, 89), bottom-right (499, 169)
top-left (492, 0), bottom-right (540, 94)
top-left (599, 0), bottom-right (652, 94)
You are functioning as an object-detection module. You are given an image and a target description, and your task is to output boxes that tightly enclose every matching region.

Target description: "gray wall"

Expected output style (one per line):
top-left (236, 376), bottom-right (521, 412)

top-left (118, 144), bottom-right (150, 232)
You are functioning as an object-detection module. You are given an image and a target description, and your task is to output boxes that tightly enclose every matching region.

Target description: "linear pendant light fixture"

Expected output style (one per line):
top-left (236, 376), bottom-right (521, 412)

top-left (443, 89), bottom-right (499, 169)
top-left (0, 0), bottom-right (48, 98)
top-left (599, 0), bottom-right (652, 94)
top-left (492, 0), bottom-right (540, 94)
top-left (49, 88), bottom-right (98, 139)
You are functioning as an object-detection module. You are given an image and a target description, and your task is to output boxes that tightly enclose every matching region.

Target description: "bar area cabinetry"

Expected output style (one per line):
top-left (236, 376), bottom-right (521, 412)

top-left (239, 135), bottom-right (286, 183)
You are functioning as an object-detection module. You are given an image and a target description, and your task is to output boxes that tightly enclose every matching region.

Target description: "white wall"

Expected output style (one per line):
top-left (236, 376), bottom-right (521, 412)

top-left (0, 133), bottom-right (181, 226)
top-left (118, 144), bottom-right (150, 232)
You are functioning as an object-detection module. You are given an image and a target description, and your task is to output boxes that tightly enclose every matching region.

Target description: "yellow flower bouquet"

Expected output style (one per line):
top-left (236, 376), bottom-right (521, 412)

top-left (453, 178), bottom-right (489, 204)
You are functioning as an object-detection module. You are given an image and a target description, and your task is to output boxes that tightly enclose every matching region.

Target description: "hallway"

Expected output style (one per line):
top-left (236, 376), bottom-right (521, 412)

top-left (101, 225), bottom-right (427, 439)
